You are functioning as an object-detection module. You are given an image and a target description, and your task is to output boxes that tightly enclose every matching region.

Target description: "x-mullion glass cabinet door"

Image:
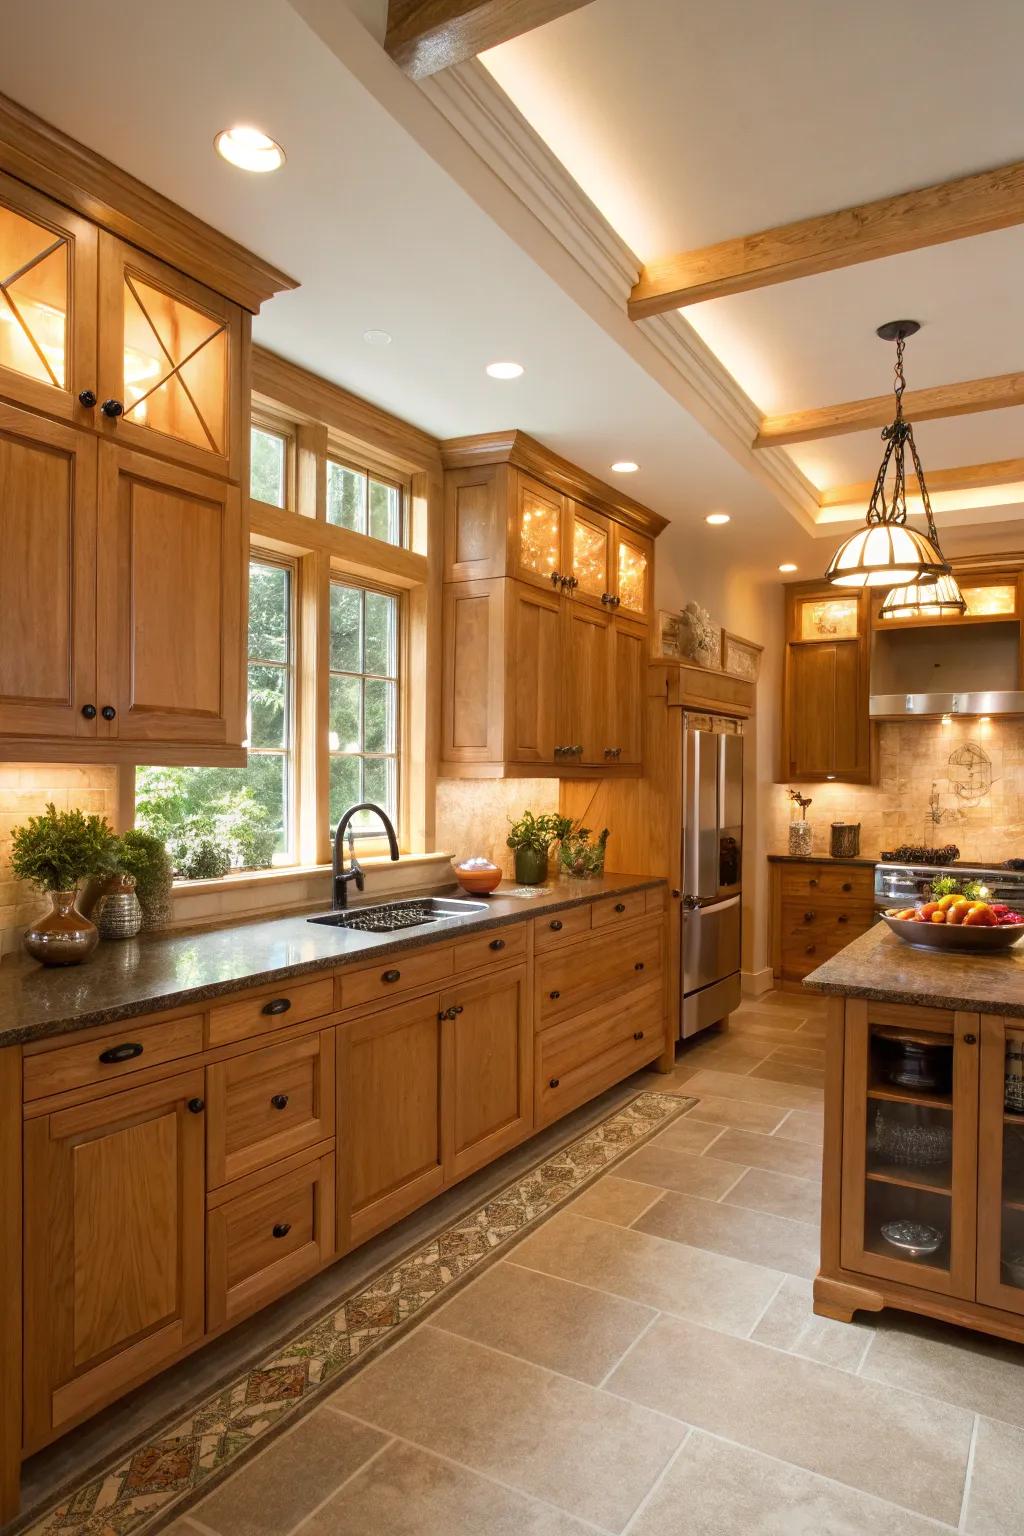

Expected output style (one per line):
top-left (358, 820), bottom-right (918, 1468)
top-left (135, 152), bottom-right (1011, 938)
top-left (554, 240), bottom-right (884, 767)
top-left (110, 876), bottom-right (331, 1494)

top-left (977, 1014), bottom-right (1024, 1314)
top-left (97, 234), bottom-right (243, 480)
top-left (840, 1001), bottom-right (978, 1299)
top-left (0, 172), bottom-right (97, 424)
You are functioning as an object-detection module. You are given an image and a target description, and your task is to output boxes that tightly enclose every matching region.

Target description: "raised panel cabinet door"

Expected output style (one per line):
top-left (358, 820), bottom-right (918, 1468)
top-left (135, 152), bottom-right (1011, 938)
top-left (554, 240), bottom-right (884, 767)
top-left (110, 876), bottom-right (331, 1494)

top-left (608, 617), bottom-right (645, 765)
top-left (441, 577), bottom-right (505, 763)
top-left (22, 1069), bottom-right (205, 1450)
top-left (0, 404), bottom-right (98, 742)
top-left (564, 604), bottom-right (611, 765)
top-left (505, 580), bottom-right (562, 765)
top-left (567, 502), bottom-right (611, 611)
top-left (443, 464), bottom-right (507, 581)
top-left (976, 1015), bottom-right (1024, 1315)
top-left (441, 964), bottom-right (532, 1184)
top-left (612, 526), bottom-right (653, 623)
top-left (97, 233), bottom-right (243, 481)
top-left (0, 171), bottom-right (98, 424)
top-left (95, 443), bottom-right (245, 749)
top-left (337, 994), bottom-right (445, 1251)
top-left (512, 472), bottom-right (566, 590)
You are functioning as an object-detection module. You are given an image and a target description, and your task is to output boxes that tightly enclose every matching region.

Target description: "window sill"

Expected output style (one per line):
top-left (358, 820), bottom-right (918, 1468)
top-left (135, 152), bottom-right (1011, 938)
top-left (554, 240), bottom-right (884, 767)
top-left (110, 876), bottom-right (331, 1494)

top-left (171, 852), bottom-right (454, 899)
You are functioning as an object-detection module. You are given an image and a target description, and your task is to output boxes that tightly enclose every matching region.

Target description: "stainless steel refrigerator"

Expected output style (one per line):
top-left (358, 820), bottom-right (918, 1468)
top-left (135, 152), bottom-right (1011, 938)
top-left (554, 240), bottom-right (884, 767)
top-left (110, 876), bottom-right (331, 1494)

top-left (680, 712), bottom-right (743, 1038)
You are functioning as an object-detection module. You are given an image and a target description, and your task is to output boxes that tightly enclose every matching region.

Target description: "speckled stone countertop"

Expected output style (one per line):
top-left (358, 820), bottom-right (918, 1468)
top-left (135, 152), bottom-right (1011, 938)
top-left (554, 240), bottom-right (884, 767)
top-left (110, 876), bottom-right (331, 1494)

top-left (767, 853), bottom-right (877, 867)
top-left (804, 923), bottom-right (1024, 1016)
top-left (0, 874), bottom-right (664, 1048)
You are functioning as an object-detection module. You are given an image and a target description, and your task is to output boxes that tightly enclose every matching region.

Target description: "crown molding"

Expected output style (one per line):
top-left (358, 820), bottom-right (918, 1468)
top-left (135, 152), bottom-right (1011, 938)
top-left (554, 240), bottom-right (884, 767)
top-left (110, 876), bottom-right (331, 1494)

top-left (418, 60), bottom-right (820, 533)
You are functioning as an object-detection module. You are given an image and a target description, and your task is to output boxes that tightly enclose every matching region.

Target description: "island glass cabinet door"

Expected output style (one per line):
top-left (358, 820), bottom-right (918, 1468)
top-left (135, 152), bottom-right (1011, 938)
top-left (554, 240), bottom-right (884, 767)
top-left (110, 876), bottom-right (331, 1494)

top-left (976, 1014), bottom-right (1024, 1314)
top-left (839, 1000), bottom-right (979, 1300)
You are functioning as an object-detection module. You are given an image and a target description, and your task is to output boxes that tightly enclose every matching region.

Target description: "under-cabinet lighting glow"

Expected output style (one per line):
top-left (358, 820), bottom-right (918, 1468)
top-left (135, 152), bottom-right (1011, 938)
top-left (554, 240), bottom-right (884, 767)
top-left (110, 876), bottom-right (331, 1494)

top-left (215, 126), bottom-right (285, 173)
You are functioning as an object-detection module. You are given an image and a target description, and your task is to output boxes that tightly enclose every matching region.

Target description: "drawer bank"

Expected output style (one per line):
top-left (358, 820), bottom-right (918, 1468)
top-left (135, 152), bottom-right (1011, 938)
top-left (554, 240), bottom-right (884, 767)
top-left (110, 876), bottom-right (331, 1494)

top-left (0, 877), bottom-right (668, 1521)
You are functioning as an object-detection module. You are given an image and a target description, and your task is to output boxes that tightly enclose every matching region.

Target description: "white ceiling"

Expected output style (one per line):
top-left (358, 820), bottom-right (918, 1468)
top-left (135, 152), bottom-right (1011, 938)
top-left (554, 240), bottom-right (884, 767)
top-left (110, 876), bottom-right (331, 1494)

top-left (483, 0), bottom-right (1024, 501)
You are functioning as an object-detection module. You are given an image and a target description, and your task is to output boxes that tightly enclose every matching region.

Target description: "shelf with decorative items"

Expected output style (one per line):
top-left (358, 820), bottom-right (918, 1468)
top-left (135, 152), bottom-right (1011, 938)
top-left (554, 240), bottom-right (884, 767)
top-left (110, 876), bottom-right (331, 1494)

top-left (439, 431), bottom-right (665, 778)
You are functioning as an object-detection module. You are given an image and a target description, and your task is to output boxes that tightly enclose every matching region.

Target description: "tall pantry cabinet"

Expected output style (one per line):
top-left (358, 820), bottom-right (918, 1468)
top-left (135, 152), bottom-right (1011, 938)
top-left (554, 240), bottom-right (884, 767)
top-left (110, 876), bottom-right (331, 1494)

top-left (0, 99), bottom-right (295, 764)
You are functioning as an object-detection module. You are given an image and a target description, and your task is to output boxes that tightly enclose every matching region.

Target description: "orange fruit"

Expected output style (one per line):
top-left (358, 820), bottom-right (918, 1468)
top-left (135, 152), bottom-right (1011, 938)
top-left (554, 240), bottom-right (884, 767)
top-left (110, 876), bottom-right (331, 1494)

top-left (947, 903), bottom-right (967, 924)
top-left (930, 910), bottom-right (947, 923)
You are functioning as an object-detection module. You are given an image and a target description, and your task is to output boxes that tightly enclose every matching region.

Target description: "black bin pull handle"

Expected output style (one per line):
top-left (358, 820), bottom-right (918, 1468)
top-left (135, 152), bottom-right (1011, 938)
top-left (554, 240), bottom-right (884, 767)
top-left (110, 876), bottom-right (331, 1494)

top-left (549, 919), bottom-right (563, 931)
top-left (99, 1041), bottom-right (143, 1064)
top-left (633, 1030), bottom-right (645, 1041)
top-left (549, 990), bottom-right (561, 1000)
top-left (272, 1222), bottom-right (292, 1239)
top-left (382, 968), bottom-right (401, 984)
top-left (614, 902), bottom-right (626, 913)
top-left (261, 997), bottom-right (292, 1017)
top-left (489, 938), bottom-right (506, 951)
top-left (549, 1077), bottom-right (560, 1088)
top-left (270, 1093), bottom-right (289, 1110)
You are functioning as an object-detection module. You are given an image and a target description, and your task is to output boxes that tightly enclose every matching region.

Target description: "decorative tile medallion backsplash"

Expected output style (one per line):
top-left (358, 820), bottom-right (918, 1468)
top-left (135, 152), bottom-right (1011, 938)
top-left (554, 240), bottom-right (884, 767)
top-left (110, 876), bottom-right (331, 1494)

top-left (772, 719), bottom-right (1024, 861)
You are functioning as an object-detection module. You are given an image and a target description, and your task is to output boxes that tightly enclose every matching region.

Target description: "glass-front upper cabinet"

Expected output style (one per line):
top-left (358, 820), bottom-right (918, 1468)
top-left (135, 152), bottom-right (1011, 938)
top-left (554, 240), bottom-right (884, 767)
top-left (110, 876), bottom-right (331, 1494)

top-left (513, 473), bottom-right (565, 590)
top-left (567, 502), bottom-right (611, 609)
top-left (0, 173), bottom-right (97, 421)
top-left (614, 528), bottom-right (652, 621)
top-left (977, 1016), bottom-right (1024, 1316)
top-left (98, 234), bottom-right (242, 480)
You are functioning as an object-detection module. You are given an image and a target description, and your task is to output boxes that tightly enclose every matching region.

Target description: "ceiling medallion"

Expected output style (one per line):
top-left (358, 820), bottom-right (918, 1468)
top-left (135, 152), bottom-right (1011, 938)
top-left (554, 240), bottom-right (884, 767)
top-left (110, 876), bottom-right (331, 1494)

top-left (825, 322), bottom-right (958, 599)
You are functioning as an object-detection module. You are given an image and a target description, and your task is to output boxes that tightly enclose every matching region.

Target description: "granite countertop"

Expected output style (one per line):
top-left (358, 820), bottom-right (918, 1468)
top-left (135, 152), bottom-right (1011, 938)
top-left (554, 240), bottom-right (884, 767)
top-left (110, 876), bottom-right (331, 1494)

top-left (804, 923), bottom-right (1024, 1016)
top-left (768, 853), bottom-right (877, 867)
top-left (0, 874), bottom-right (664, 1048)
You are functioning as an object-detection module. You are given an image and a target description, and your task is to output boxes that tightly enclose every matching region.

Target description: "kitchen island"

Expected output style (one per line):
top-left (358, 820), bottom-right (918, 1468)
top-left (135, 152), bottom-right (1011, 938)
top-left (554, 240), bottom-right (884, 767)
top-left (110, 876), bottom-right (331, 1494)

top-left (805, 925), bottom-right (1024, 1344)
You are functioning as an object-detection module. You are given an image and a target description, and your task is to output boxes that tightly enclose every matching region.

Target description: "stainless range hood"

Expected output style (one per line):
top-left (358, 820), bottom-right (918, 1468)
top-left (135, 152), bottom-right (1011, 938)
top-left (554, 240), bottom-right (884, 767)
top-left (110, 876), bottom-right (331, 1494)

top-left (870, 619), bottom-right (1024, 718)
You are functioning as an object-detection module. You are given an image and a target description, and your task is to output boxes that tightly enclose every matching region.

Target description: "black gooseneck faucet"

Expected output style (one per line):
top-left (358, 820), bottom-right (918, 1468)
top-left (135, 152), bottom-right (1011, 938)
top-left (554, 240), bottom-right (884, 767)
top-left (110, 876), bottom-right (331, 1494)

top-left (332, 802), bottom-right (400, 910)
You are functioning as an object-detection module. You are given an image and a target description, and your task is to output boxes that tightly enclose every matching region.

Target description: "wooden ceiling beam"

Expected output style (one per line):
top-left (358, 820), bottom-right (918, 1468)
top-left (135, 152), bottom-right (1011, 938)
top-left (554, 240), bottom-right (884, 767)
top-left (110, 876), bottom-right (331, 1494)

top-left (385, 0), bottom-right (594, 78)
top-left (628, 160), bottom-right (1024, 319)
top-left (819, 455), bottom-right (1024, 510)
top-left (755, 371), bottom-right (1024, 449)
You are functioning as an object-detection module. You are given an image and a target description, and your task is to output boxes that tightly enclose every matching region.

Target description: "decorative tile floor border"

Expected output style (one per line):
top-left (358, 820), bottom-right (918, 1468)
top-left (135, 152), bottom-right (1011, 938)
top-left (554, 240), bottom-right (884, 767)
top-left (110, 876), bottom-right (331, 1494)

top-left (24, 1089), bottom-right (693, 1536)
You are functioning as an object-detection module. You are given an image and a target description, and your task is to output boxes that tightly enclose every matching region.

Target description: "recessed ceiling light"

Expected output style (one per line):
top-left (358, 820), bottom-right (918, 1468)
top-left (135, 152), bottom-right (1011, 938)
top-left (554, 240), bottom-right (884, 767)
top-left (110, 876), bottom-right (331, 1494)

top-left (610, 461), bottom-right (639, 474)
top-left (486, 361), bottom-right (524, 379)
top-left (778, 562), bottom-right (798, 573)
top-left (705, 513), bottom-right (731, 525)
top-left (363, 329), bottom-right (392, 346)
top-left (215, 126), bottom-right (285, 173)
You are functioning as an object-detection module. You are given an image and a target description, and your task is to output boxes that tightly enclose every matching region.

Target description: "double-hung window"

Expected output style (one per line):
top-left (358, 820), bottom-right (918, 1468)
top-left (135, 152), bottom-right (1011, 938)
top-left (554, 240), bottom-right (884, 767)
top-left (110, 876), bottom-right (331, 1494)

top-left (328, 579), bottom-right (400, 837)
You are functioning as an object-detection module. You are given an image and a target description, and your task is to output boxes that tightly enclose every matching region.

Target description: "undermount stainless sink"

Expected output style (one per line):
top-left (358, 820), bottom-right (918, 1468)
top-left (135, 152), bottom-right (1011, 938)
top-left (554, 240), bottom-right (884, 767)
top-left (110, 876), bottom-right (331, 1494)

top-left (307, 896), bottom-right (490, 934)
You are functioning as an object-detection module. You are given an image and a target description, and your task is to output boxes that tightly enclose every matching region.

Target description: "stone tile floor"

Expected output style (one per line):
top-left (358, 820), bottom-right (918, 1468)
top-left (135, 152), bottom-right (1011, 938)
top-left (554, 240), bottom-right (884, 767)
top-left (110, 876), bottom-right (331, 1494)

top-left (168, 992), bottom-right (1024, 1536)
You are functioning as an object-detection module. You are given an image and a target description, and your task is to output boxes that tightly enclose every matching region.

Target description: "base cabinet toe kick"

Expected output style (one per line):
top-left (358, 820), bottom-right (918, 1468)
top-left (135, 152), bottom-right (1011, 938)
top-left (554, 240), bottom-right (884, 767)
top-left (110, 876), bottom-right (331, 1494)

top-left (0, 883), bottom-right (668, 1522)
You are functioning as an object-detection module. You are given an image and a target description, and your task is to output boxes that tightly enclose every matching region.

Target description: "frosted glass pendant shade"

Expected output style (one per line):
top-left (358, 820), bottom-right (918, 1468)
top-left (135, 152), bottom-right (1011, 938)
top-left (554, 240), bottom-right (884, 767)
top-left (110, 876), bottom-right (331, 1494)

top-left (880, 572), bottom-right (967, 620)
top-left (825, 522), bottom-right (950, 589)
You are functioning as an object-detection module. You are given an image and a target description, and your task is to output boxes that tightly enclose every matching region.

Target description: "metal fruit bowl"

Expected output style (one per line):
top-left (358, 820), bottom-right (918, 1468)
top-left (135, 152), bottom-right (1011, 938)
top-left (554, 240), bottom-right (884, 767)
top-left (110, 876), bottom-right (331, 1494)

top-left (882, 913), bottom-right (1024, 952)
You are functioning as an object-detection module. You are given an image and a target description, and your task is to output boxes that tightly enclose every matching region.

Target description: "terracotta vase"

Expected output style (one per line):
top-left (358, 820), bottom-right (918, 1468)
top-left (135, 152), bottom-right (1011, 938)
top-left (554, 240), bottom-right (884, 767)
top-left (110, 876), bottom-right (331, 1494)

top-left (23, 889), bottom-right (99, 966)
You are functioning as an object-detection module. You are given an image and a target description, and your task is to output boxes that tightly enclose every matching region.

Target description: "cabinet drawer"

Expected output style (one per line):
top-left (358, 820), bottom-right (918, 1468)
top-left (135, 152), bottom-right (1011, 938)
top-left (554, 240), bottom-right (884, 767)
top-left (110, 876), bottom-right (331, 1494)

top-left (592, 890), bottom-right (648, 928)
top-left (207, 977), bottom-right (335, 1048)
top-left (207, 1151), bottom-right (335, 1331)
top-left (453, 922), bottom-right (527, 974)
top-left (779, 865), bottom-right (874, 902)
top-left (206, 1029), bottom-right (336, 1189)
top-left (533, 904), bottom-right (592, 951)
top-left (780, 901), bottom-right (874, 944)
top-left (536, 985), bottom-right (663, 1127)
top-left (536, 917), bottom-right (663, 1028)
top-left (337, 944), bottom-right (454, 1010)
top-left (23, 1013), bottom-right (203, 1102)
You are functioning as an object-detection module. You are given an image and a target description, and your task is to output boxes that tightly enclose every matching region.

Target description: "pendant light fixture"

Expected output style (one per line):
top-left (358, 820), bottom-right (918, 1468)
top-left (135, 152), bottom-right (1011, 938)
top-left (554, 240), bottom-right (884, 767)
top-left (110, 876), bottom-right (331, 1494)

top-left (825, 322), bottom-right (954, 591)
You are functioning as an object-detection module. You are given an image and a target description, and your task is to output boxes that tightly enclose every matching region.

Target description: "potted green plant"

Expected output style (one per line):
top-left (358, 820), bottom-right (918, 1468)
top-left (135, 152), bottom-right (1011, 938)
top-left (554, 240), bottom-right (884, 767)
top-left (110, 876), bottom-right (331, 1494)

top-left (10, 803), bottom-right (119, 965)
top-left (115, 828), bottom-right (174, 930)
top-left (506, 811), bottom-right (572, 885)
top-left (557, 822), bottom-right (610, 880)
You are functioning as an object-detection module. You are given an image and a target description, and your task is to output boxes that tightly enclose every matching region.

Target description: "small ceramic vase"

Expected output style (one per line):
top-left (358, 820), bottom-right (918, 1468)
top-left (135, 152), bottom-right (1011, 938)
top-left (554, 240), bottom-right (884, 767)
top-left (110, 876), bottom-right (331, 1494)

top-left (23, 889), bottom-right (99, 966)
top-left (95, 873), bottom-right (144, 939)
top-left (514, 846), bottom-right (549, 885)
top-left (453, 858), bottom-right (502, 895)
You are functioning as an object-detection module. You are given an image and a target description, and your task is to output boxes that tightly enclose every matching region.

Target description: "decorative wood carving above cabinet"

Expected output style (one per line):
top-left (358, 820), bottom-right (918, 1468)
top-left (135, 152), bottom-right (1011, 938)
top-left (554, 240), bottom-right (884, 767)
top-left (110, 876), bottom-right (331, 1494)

top-left (0, 98), bottom-right (296, 766)
top-left (440, 433), bottom-right (664, 778)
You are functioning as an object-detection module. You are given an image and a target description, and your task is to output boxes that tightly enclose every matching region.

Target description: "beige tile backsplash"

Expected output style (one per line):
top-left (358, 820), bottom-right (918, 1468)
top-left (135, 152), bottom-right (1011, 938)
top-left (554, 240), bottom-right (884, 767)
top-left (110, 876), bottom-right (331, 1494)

top-left (772, 718), bottom-right (1024, 862)
top-left (0, 765), bottom-right (120, 957)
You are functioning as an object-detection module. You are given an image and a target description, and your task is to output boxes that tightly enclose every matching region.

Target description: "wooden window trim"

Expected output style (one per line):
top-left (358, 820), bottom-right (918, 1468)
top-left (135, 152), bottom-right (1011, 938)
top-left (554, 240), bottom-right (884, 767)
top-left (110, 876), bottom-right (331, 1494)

top-left (248, 546), bottom-right (298, 864)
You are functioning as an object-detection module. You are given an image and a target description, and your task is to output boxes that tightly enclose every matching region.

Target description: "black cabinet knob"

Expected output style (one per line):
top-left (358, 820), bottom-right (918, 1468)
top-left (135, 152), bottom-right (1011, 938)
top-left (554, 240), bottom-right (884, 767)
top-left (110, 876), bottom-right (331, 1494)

top-left (805, 944), bottom-right (816, 955)
top-left (272, 1222), bottom-right (291, 1239)
top-left (261, 997), bottom-right (292, 1017)
top-left (550, 571), bottom-right (562, 587)
top-left (490, 938), bottom-right (506, 951)
top-left (454, 1004), bottom-right (464, 1015)
top-left (100, 398), bottom-right (124, 418)
top-left (803, 911), bottom-right (815, 922)
top-left (99, 1041), bottom-right (143, 1064)
top-left (634, 961), bottom-right (645, 971)
top-left (78, 389), bottom-right (97, 408)
top-left (614, 902), bottom-right (626, 913)
top-left (809, 878), bottom-right (819, 887)
top-left (80, 703), bottom-right (97, 720)
top-left (550, 920), bottom-right (563, 931)
top-left (842, 882), bottom-right (853, 892)
top-left (963, 1033), bottom-right (978, 1045)
top-left (838, 914), bottom-right (848, 924)
top-left (633, 1030), bottom-right (645, 1041)
top-left (382, 969), bottom-right (401, 983)
top-left (549, 990), bottom-right (560, 1000)
top-left (270, 1093), bottom-right (289, 1110)
top-left (549, 1077), bottom-right (560, 1088)
top-left (187, 1097), bottom-right (205, 1114)
top-left (101, 705), bottom-right (117, 720)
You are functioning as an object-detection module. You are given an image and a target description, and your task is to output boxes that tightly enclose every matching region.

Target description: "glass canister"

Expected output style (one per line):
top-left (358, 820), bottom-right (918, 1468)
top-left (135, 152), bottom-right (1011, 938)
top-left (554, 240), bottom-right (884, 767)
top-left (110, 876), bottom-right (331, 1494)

top-left (830, 822), bottom-right (861, 859)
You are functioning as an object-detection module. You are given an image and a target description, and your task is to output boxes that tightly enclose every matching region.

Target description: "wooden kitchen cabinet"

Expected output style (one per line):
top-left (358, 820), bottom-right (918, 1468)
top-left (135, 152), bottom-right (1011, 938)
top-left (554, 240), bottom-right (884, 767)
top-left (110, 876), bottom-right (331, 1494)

top-left (441, 964), bottom-right (531, 1182)
top-left (612, 526), bottom-right (653, 623)
top-left (336, 994), bottom-right (446, 1250)
top-left (608, 616), bottom-right (645, 765)
top-left (769, 860), bottom-right (875, 986)
top-left (781, 584), bottom-right (873, 784)
top-left (977, 1014), bottom-right (1024, 1315)
top-left (564, 603), bottom-right (611, 765)
top-left (507, 579), bottom-right (563, 765)
top-left (513, 471), bottom-right (565, 589)
top-left (95, 443), bottom-right (245, 753)
top-left (22, 1069), bottom-right (206, 1450)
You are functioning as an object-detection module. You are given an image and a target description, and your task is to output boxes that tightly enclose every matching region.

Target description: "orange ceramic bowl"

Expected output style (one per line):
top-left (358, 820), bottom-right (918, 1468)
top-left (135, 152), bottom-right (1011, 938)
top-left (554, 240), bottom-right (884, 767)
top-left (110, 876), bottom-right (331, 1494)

top-left (454, 860), bottom-right (502, 895)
